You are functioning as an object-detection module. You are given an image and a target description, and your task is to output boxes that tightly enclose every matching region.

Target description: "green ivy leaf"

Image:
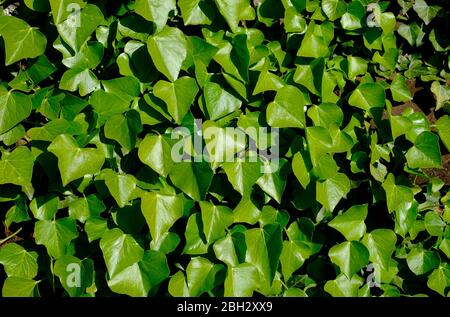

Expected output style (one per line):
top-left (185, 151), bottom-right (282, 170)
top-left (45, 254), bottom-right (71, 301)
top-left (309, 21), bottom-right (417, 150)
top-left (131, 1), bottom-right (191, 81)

top-left (280, 240), bottom-right (309, 281)
top-left (427, 265), bottom-right (450, 296)
top-left (99, 228), bottom-right (144, 277)
top-left (104, 110), bottom-right (142, 151)
top-left (328, 204), bottom-right (368, 241)
top-left (183, 213), bottom-right (209, 255)
top-left (292, 150), bottom-right (311, 189)
top-left (153, 77), bottom-right (199, 124)
top-left (85, 217), bottom-right (108, 243)
top-left (2, 277), bottom-right (39, 297)
top-left (187, 257), bottom-right (221, 296)
top-left (49, 0), bottom-right (85, 25)
top-left (307, 103), bottom-right (343, 128)
top-left (30, 194), bottom-right (59, 221)
top-left (0, 16), bottom-right (47, 66)
top-left (293, 59), bottom-right (323, 95)
top-left (147, 26), bottom-right (187, 82)
top-left (280, 217), bottom-right (321, 281)
top-left (138, 134), bottom-right (174, 177)
top-left (244, 224), bottom-right (283, 292)
top-left (68, 194), bottom-right (105, 223)
top-left (141, 192), bottom-right (184, 243)
top-left (108, 250), bottom-right (170, 297)
top-left (256, 159), bottom-right (289, 203)
top-left (0, 147), bottom-right (35, 190)
top-left (253, 68), bottom-right (285, 95)
top-left (35, 217), bottom-right (79, 258)
top-left (0, 244), bottom-right (38, 279)
top-left (394, 200), bottom-right (418, 238)
top-left (5, 197), bottom-right (30, 227)
top-left (266, 85), bottom-right (306, 129)
top-left (322, 0), bottom-right (346, 21)
top-left (405, 131), bottom-right (442, 169)
top-left (150, 232), bottom-right (180, 254)
top-left (54, 255), bottom-right (94, 297)
top-left (222, 156), bottom-right (263, 196)
top-left (200, 201), bottom-right (233, 244)
top-left (406, 247), bottom-right (440, 275)
top-left (232, 196), bottom-right (261, 225)
top-left (0, 92), bottom-right (32, 135)
top-left (214, 0), bottom-right (255, 32)
top-left (424, 211), bottom-right (446, 236)
top-left (397, 22), bottom-right (423, 46)
top-left (435, 116), bottom-right (450, 152)
top-left (324, 273), bottom-right (364, 297)
top-left (59, 68), bottom-right (100, 97)
top-left (48, 134), bottom-right (106, 186)
top-left (440, 239), bottom-right (450, 259)
top-left (340, 1), bottom-right (364, 31)
top-left (413, 0), bottom-right (440, 25)
top-left (179, 0), bottom-right (215, 25)
top-left (345, 56), bottom-right (368, 82)
top-left (298, 21), bottom-right (334, 58)
top-left (89, 89), bottom-right (132, 124)
top-left (224, 263), bottom-right (260, 296)
top-left (382, 174), bottom-right (414, 213)
top-left (10, 55), bottom-right (56, 92)
top-left (362, 229), bottom-right (397, 270)
top-left (203, 78), bottom-right (242, 121)
top-left (135, 0), bottom-right (176, 31)
top-left (329, 241), bottom-right (369, 278)
top-left (169, 161), bottom-right (214, 201)
top-left (284, 7), bottom-right (307, 33)
top-left (306, 126), bottom-right (333, 165)
top-left (203, 120), bottom-right (247, 169)
top-left (28, 119), bottom-right (83, 142)
top-left (0, 124), bottom-right (25, 147)
top-left (102, 170), bottom-right (138, 208)
top-left (349, 82), bottom-right (386, 111)
top-left (169, 257), bottom-right (220, 296)
top-left (213, 235), bottom-right (239, 267)
top-left (55, 4), bottom-right (104, 52)
top-left (431, 81), bottom-right (450, 111)
top-left (390, 75), bottom-right (413, 102)
top-left (167, 271), bottom-right (189, 296)
top-left (316, 173), bottom-right (350, 211)
top-left (313, 154), bottom-right (338, 180)
top-left (62, 42), bottom-right (104, 70)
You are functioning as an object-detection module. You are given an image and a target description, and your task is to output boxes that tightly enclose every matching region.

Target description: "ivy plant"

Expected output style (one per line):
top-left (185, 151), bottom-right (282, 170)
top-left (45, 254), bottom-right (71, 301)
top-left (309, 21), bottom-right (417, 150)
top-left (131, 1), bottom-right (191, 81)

top-left (0, 0), bottom-right (449, 298)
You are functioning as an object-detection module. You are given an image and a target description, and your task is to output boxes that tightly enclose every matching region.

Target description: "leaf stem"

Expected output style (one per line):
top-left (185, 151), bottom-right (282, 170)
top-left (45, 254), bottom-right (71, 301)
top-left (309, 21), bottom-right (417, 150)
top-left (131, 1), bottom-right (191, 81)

top-left (279, 279), bottom-right (288, 290)
top-left (51, 259), bottom-right (56, 293)
top-left (0, 227), bottom-right (23, 245)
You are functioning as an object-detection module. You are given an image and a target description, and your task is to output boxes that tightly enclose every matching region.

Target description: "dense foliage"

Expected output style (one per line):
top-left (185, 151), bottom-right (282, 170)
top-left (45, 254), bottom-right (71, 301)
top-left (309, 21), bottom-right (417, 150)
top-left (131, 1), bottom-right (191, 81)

top-left (0, 0), bottom-right (449, 297)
